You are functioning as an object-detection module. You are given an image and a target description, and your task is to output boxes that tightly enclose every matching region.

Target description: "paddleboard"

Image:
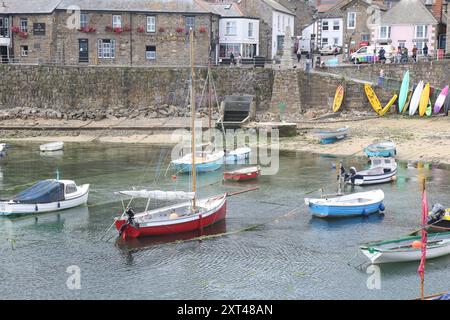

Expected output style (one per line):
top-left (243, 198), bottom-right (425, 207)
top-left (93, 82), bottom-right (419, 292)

top-left (433, 85), bottom-right (449, 114)
top-left (444, 91), bottom-right (450, 116)
top-left (419, 82), bottom-right (430, 117)
top-left (426, 98), bottom-right (432, 117)
top-left (364, 83), bottom-right (382, 115)
top-left (378, 94), bottom-right (398, 116)
top-left (333, 85), bottom-right (345, 113)
top-left (409, 81), bottom-right (424, 116)
top-left (398, 71), bottom-right (410, 113)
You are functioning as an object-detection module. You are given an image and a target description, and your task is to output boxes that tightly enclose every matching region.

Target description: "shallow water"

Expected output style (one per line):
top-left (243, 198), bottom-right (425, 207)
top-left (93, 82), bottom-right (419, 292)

top-left (0, 142), bottom-right (449, 299)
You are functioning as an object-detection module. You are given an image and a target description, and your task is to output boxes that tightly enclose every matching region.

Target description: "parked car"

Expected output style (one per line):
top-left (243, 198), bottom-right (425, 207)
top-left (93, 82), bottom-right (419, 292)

top-left (319, 45), bottom-right (341, 55)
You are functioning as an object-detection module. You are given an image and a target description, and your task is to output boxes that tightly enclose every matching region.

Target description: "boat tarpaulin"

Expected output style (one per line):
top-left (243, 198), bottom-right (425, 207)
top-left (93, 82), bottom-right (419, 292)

top-left (433, 293), bottom-right (450, 300)
top-left (117, 190), bottom-right (195, 201)
top-left (13, 180), bottom-right (65, 204)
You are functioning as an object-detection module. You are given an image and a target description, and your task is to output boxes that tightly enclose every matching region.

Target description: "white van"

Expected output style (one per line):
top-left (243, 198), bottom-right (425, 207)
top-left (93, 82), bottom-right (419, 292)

top-left (350, 45), bottom-right (395, 64)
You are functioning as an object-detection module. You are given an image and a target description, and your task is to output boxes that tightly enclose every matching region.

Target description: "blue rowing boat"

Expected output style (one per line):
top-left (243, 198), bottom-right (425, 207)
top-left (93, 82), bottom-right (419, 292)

top-left (364, 141), bottom-right (396, 157)
top-left (304, 190), bottom-right (385, 218)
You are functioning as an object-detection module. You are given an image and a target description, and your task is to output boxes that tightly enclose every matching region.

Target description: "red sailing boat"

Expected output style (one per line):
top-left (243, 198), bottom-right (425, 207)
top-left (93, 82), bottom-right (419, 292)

top-left (114, 28), bottom-right (227, 240)
top-left (223, 166), bottom-right (261, 182)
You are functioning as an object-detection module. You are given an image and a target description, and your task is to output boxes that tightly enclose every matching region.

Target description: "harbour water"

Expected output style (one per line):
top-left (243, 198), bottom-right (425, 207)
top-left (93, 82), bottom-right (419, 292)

top-left (1, 142), bottom-right (449, 299)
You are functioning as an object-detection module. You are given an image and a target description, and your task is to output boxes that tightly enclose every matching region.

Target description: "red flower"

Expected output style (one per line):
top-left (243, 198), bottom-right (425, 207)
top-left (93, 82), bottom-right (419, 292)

top-left (137, 26), bottom-right (145, 33)
top-left (113, 27), bottom-right (123, 34)
top-left (199, 26), bottom-right (207, 33)
top-left (19, 32), bottom-right (28, 39)
top-left (159, 27), bottom-right (165, 33)
top-left (11, 26), bottom-right (20, 33)
top-left (176, 27), bottom-right (184, 33)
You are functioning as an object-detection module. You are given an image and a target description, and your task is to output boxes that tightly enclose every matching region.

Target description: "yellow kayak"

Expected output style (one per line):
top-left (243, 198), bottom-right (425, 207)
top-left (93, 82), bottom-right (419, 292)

top-left (419, 83), bottom-right (430, 117)
top-left (378, 94), bottom-right (398, 116)
top-left (364, 83), bottom-right (382, 115)
top-left (333, 85), bottom-right (345, 113)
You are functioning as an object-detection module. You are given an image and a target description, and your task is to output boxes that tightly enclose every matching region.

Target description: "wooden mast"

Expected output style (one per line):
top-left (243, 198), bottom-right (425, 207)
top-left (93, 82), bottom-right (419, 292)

top-left (190, 27), bottom-right (197, 209)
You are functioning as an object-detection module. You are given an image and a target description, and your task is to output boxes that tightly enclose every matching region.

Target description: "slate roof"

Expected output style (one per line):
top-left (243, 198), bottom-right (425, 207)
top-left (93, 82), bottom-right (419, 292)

top-left (56, 0), bottom-right (214, 13)
top-left (380, 0), bottom-right (438, 25)
top-left (0, 0), bottom-right (62, 14)
top-left (210, 3), bottom-right (245, 17)
top-left (261, 0), bottom-right (295, 15)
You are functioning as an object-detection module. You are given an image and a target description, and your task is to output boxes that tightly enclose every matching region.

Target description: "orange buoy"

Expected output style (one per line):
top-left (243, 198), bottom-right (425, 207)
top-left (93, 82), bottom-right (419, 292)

top-left (412, 240), bottom-right (422, 249)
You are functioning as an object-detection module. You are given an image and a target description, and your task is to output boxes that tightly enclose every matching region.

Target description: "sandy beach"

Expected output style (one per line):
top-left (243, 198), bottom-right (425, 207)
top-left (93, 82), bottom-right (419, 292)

top-left (2, 116), bottom-right (450, 165)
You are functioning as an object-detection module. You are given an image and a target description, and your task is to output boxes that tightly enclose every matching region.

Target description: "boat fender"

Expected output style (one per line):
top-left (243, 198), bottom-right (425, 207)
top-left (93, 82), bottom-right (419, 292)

top-left (57, 202), bottom-right (60, 208)
top-left (35, 204), bottom-right (38, 212)
top-left (379, 203), bottom-right (385, 212)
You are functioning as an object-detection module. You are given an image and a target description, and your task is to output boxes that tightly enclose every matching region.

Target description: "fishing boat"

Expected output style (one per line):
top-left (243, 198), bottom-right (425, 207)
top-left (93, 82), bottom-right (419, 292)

top-left (114, 29), bottom-right (227, 240)
top-left (342, 158), bottom-right (397, 186)
top-left (171, 150), bottom-right (224, 173)
top-left (0, 179), bottom-right (89, 216)
top-left (223, 166), bottom-right (260, 182)
top-left (40, 141), bottom-right (64, 152)
top-left (360, 232), bottom-right (450, 264)
top-left (305, 190), bottom-right (385, 218)
top-left (224, 147), bottom-right (251, 163)
top-left (313, 126), bottom-right (349, 144)
top-left (426, 203), bottom-right (450, 232)
top-left (364, 141), bottom-right (396, 157)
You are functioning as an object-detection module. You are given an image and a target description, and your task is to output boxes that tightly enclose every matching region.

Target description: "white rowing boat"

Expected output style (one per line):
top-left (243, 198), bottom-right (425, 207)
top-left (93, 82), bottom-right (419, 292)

top-left (40, 141), bottom-right (64, 152)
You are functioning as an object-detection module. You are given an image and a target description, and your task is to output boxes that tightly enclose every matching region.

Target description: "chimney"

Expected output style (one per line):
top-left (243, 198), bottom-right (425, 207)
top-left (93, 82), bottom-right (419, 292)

top-left (432, 0), bottom-right (443, 21)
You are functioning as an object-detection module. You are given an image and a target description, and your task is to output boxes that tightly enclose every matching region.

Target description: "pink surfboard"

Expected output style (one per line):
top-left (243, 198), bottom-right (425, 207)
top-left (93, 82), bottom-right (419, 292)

top-left (433, 85), bottom-right (449, 114)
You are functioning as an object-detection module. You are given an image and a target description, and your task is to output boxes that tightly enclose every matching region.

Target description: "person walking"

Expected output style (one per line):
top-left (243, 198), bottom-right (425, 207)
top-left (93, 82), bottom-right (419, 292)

top-left (412, 45), bottom-right (417, 63)
top-left (296, 47), bottom-right (302, 63)
top-left (229, 52), bottom-right (235, 67)
top-left (305, 51), bottom-right (311, 73)
top-left (378, 47), bottom-right (386, 64)
top-left (396, 46), bottom-right (402, 64)
top-left (423, 44), bottom-right (428, 58)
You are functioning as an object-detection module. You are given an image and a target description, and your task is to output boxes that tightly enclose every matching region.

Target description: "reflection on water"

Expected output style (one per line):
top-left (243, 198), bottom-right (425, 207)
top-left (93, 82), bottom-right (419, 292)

top-left (0, 141), bottom-right (449, 299)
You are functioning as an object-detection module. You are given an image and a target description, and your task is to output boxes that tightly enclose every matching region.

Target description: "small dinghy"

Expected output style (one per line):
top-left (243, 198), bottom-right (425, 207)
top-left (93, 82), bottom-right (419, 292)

top-left (342, 157), bottom-right (397, 186)
top-left (171, 150), bottom-right (224, 173)
top-left (364, 141), bottom-right (396, 157)
top-left (313, 126), bottom-right (349, 144)
top-left (0, 143), bottom-right (7, 153)
top-left (40, 141), bottom-right (64, 152)
top-left (223, 166), bottom-right (260, 182)
top-left (427, 203), bottom-right (450, 232)
top-left (225, 147), bottom-right (251, 163)
top-left (305, 190), bottom-right (385, 218)
top-left (0, 179), bottom-right (89, 216)
top-left (360, 232), bottom-right (450, 264)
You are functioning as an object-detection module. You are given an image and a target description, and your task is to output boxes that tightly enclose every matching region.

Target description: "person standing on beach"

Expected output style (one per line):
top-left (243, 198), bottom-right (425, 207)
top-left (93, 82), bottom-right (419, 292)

top-left (296, 47), bottom-right (302, 63)
top-left (412, 45), bottom-right (417, 62)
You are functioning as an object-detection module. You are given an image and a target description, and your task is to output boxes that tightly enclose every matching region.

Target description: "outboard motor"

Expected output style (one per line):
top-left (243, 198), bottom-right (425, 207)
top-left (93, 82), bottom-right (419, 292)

top-left (428, 203), bottom-right (446, 224)
top-left (118, 208), bottom-right (137, 237)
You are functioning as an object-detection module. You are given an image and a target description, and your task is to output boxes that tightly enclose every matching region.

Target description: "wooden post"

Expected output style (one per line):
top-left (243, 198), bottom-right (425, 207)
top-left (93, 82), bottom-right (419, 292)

top-left (421, 177), bottom-right (426, 300)
top-left (190, 28), bottom-right (197, 210)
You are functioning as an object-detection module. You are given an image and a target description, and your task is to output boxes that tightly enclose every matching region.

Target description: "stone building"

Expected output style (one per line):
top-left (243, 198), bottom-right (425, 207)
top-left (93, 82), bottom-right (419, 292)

top-left (0, 0), bottom-right (222, 66)
top-left (239, 0), bottom-right (295, 59)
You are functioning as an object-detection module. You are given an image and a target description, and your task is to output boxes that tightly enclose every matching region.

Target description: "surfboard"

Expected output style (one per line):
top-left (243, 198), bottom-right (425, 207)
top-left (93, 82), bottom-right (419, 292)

top-left (333, 85), bottom-right (345, 113)
top-left (426, 98), bottom-right (432, 117)
top-left (444, 92), bottom-right (450, 116)
top-left (419, 82), bottom-right (430, 117)
top-left (403, 90), bottom-right (413, 114)
top-left (378, 94), bottom-right (398, 116)
top-left (409, 81), bottom-right (424, 116)
top-left (364, 83), bottom-right (382, 115)
top-left (433, 85), bottom-right (449, 114)
top-left (398, 71), bottom-right (410, 113)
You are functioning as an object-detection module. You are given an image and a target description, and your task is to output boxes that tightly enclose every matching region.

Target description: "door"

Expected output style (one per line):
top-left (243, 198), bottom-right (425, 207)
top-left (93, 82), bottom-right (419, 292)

top-left (0, 46), bottom-right (8, 63)
top-left (78, 39), bottom-right (88, 63)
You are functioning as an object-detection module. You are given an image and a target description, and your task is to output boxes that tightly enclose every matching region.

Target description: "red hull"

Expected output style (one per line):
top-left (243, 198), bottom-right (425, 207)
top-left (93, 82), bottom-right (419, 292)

top-left (223, 169), bottom-right (260, 182)
top-left (115, 199), bottom-right (227, 239)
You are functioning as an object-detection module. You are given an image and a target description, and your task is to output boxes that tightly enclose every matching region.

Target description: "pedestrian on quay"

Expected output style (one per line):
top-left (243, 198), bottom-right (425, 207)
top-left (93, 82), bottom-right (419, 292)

top-left (402, 47), bottom-right (408, 63)
top-left (305, 51), bottom-right (311, 73)
top-left (423, 44), bottom-right (428, 58)
top-left (395, 46), bottom-right (402, 64)
top-left (229, 52), bottom-right (235, 67)
top-left (378, 47), bottom-right (386, 64)
top-left (296, 47), bottom-right (302, 63)
top-left (412, 45), bottom-right (417, 63)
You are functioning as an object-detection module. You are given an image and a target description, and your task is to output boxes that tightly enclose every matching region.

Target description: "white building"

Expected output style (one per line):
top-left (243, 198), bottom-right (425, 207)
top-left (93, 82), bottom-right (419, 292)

top-left (212, 3), bottom-right (260, 59)
top-left (270, 4), bottom-right (295, 58)
top-left (317, 3), bottom-right (344, 48)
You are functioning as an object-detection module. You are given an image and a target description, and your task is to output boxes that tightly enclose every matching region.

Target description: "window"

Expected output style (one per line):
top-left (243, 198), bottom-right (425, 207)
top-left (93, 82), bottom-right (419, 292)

top-left (415, 25), bottom-right (428, 38)
top-left (322, 38), bottom-right (328, 45)
top-left (277, 15), bottom-right (281, 31)
top-left (415, 41), bottom-right (425, 54)
top-left (20, 18), bottom-right (28, 33)
top-left (0, 17), bottom-right (9, 37)
top-left (146, 46), bottom-right (156, 60)
top-left (333, 20), bottom-right (340, 31)
top-left (147, 16), bottom-right (156, 33)
top-left (398, 41), bottom-right (406, 48)
top-left (20, 45), bottom-right (28, 57)
top-left (379, 26), bottom-right (391, 39)
top-left (322, 21), bottom-right (329, 31)
top-left (65, 184), bottom-right (77, 194)
top-left (361, 34), bottom-right (370, 42)
top-left (185, 16), bottom-right (195, 31)
top-left (226, 21), bottom-right (237, 35)
top-left (282, 16), bottom-right (286, 31)
top-left (80, 13), bottom-right (88, 28)
top-left (219, 43), bottom-right (240, 58)
top-left (112, 15), bottom-right (121, 28)
top-left (425, 0), bottom-right (433, 4)
top-left (248, 22), bottom-right (254, 38)
top-left (347, 12), bottom-right (356, 29)
top-left (333, 37), bottom-right (339, 45)
top-left (97, 39), bottom-right (116, 59)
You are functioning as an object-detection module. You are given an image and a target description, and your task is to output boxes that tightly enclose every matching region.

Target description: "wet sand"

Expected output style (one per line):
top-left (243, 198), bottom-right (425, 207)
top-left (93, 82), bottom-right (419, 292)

top-left (2, 116), bottom-right (450, 165)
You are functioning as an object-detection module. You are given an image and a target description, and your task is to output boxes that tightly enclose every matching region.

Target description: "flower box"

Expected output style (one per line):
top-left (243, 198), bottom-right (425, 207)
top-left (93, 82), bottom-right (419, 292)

top-left (11, 26), bottom-right (20, 34)
top-left (113, 27), bottom-right (123, 34)
top-left (199, 26), bottom-right (207, 33)
top-left (176, 27), bottom-right (184, 33)
top-left (79, 26), bottom-right (96, 33)
top-left (137, 26), bottom-right (145, 33)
